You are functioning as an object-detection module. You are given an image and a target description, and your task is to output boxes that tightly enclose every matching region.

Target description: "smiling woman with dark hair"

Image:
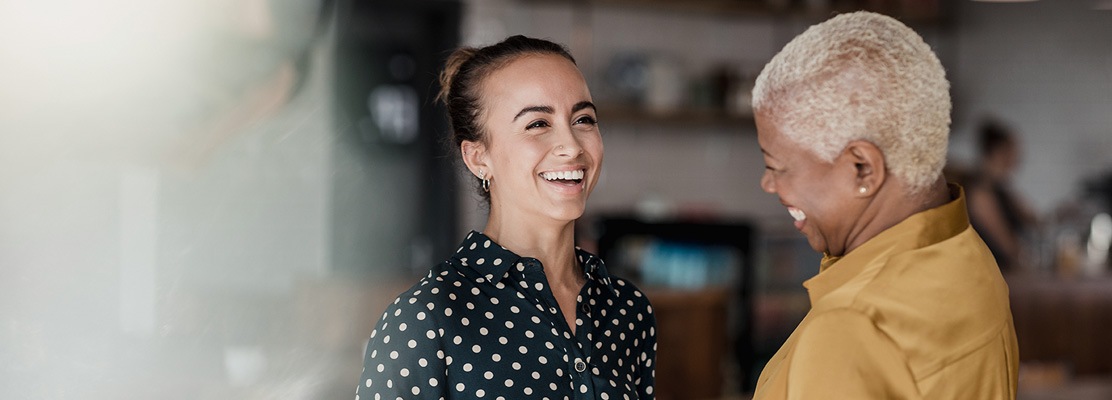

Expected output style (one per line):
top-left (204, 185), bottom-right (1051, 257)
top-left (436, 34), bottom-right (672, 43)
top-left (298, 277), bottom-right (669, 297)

top-left (355, 35), bottom-right (657, 400)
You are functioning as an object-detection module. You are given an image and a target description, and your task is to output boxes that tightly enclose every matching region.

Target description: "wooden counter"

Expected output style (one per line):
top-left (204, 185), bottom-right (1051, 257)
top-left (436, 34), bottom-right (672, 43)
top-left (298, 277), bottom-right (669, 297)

top-left (1007, 274), bottom-right (1112, 377)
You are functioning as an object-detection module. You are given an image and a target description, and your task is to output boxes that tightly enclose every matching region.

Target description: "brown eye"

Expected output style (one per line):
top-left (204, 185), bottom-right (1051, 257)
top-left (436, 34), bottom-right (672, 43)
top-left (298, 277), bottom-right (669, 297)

top-left (574, 116), bottom-right (597, 125)
top-left (526, 120), bottom-right (550, 129)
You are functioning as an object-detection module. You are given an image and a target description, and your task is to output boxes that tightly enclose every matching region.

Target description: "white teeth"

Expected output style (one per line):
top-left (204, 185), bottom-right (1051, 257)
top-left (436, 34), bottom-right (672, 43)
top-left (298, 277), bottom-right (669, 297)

top-left (541, 170), bottom-right (585, 181)
top-left (788, 207), bottom-right (806, 222)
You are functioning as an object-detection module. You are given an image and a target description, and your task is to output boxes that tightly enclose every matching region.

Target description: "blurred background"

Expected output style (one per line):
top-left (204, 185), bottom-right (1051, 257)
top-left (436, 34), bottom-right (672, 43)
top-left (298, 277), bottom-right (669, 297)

top-left (2, 0), bottom-right (1111, 398)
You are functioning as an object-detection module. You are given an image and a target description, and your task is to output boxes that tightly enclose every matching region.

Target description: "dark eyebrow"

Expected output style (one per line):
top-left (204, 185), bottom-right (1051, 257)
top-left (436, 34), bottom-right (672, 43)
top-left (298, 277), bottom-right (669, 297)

top-left (512, 101), bottom-right (596, 122)
top-left (513, 105), bottom-right (554, 122)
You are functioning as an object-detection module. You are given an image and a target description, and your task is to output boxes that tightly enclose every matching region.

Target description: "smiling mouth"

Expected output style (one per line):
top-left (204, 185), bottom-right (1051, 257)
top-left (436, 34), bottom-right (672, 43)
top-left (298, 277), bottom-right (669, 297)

top-left (788, 207), bottom-right (806, 222)
top-left (540, 169), bottom-right (585, 186)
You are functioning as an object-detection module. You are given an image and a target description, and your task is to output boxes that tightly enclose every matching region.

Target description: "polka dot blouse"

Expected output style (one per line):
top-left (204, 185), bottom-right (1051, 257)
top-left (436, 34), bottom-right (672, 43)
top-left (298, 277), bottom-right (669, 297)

top-left (356, 231), bottom-right (657, 400)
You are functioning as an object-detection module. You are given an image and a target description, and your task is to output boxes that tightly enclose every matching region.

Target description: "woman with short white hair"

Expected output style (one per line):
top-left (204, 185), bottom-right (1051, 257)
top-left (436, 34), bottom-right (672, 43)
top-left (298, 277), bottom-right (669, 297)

top-left (751, 11), bottom-right (1019, 399)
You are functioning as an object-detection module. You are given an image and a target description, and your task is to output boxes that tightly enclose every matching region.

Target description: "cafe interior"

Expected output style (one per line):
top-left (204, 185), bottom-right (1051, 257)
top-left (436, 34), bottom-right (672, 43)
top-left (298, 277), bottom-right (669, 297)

top-left (4, 0), bottom-right (1112, 398)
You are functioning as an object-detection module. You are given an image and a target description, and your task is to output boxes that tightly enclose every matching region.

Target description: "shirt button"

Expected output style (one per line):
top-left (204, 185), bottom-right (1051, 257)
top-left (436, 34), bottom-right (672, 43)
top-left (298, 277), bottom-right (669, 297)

top-left (580, 303), bottom-right (591, 313)
top-left (574, 358), bottom-right (587, 373)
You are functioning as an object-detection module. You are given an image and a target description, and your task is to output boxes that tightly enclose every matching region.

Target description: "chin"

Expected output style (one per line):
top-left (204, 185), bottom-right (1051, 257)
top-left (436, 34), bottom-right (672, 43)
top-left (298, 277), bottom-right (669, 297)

top-left (545, 206), bottom-right (586, 223)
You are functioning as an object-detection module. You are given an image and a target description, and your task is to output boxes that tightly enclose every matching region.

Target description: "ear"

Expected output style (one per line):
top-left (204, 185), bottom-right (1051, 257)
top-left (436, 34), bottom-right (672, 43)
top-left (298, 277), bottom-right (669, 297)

top-left (461, 139), bottom-right (490, 178)
top-left (842, 140), bottom-right (887, 197)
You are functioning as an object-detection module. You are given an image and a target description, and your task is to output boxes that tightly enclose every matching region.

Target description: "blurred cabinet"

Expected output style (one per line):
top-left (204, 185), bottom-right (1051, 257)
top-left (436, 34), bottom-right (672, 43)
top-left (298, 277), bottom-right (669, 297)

top-left (595, 217), bottom-right (756, 395)
top-left (1008, 275), bottom-right (1112, 377)
top-left (648, 287), bottom-right (731, 400)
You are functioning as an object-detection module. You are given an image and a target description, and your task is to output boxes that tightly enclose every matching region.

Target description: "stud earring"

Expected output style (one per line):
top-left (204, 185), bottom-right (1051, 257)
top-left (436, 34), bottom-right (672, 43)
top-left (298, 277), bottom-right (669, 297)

top-left (479, 170), bottom-right (490, 192)
top-left (858, 186), bottom-right (868, 194)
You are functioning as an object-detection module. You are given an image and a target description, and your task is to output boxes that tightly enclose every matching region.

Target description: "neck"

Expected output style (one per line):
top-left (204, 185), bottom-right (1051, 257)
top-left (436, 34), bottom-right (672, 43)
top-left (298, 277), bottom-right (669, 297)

top-left (843, 178), bottom-right (950, 255)
top-left (483, 206), bottom-right (581, 288)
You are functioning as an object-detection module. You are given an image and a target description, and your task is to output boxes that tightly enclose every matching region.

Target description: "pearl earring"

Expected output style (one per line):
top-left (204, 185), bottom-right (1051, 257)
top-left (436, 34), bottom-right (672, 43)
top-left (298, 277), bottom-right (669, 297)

top-left (859, 186), bottom-right (868, 194)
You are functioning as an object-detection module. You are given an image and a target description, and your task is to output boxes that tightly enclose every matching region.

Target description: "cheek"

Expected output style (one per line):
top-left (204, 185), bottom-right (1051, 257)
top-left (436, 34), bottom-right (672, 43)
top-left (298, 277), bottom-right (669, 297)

top-left (589, 137), bottom-right (604, 164)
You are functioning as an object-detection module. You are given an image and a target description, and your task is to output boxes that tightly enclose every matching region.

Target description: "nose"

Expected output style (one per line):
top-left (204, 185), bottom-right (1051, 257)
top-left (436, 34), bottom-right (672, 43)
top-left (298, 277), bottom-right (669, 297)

top-left (760, 170), bottom-right (776, 193)
top-left (554, 128), bottom-right (583, 158)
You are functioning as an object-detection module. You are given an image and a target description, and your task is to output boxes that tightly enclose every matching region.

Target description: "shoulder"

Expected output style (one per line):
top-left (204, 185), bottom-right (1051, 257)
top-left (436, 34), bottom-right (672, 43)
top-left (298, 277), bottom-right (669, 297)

top-left (611, 276), bottom-right (653, 308)
top-left (374, 261), bottom-right (470, 327)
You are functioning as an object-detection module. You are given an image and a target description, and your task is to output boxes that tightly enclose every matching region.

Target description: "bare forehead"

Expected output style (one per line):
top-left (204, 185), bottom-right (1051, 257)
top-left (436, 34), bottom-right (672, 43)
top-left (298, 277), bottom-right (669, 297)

top-left (480, 54), bottom-right (588, 104)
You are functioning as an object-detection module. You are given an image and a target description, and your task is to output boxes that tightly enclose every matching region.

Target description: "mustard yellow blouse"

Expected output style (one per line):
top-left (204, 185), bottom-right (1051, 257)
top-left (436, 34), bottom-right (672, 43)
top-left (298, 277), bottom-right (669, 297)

top-left (754, 185), bottom-right (1019, 399)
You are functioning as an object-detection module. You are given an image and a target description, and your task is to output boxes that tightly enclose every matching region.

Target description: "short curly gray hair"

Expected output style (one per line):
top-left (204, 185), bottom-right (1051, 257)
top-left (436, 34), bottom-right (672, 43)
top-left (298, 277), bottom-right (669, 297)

top-left (752, 11), bottom-right (951, 193)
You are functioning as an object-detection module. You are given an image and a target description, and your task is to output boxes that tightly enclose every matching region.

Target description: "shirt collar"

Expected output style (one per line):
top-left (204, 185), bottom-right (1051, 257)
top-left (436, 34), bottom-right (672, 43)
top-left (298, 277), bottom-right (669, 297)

top-left (804, 183), bottom-right (971, 305)
top-left (451, 231), bottom-right (618, 295)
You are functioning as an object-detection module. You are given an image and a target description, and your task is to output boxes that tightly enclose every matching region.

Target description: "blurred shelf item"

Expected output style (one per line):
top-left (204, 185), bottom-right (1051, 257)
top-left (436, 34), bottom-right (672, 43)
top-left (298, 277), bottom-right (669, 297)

top-left (599, 104), bottom-right (755, 129)
top-left (518, 0), bottom-right (948, 23)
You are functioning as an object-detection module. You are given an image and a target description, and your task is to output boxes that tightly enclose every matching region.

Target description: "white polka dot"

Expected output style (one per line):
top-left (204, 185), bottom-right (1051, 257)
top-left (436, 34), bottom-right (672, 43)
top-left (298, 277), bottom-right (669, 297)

top-left (492, 353), bottom-right (501, 362)
top-left (417, 312), bottom-right (426, 320)
top-left (505, 379), bottom-right (514, 387)
top-left (389, 351), bottom-right (398, 359)
top-left (484, 371), bottom-right (494, 379)
top-left (408, 339), bottom-right (417, 348)
top-left (463, 363), bottom-right (473, 372)
top-left (411, 386), bottom-right (420, 395)
top-left (419, 358), bottom-right (428, 367)
top-left (461, 317), bottom-right (470, 326)
top-left (400, 368), bottom-right (409, 377)
top-left (426, 330), bottom-right (436, 339)
top-left (519, 346), bottom-right (528, 354)
top-left (505, 321), bottom-right (514, 329)
top-left (524, 387), bottom-right (533, 395)
top-left (456, 383), bottom-right (466, 392)
top-left (476, 258), bottom-right (485, 265)
top-left (365, 379), bottom-right (372, 387)
top-left (429, 377), bottom-right (438, 386)
top-left (493, 258), bottom-right (502, 265)
top-left (472, 344), bottom-right (482, 353)
top-left (476, 389), bottom-right (486, 397)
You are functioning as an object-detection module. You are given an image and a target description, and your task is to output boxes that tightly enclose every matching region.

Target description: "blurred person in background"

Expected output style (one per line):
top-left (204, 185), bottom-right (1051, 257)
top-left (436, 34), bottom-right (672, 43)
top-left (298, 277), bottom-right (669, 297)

top-left (967, 118), bottom-right (1037, 273)
top-left (750, 12), bottom-right (1018, 399)
top-left (355, 35), bottom-right (657, 399)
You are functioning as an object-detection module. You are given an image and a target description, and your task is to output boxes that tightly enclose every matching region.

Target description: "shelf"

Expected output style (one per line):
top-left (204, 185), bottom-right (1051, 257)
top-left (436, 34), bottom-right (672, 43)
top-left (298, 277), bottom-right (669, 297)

top-left (518, 0), bottom-right (947, 24)
top-left (597, 104), bottom-right (755, 129)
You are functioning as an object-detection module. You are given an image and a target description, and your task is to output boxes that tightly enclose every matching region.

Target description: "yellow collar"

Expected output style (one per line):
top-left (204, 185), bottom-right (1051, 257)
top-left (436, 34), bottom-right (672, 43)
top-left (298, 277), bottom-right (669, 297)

top-left (804, 183), bottom-right (970, 304)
